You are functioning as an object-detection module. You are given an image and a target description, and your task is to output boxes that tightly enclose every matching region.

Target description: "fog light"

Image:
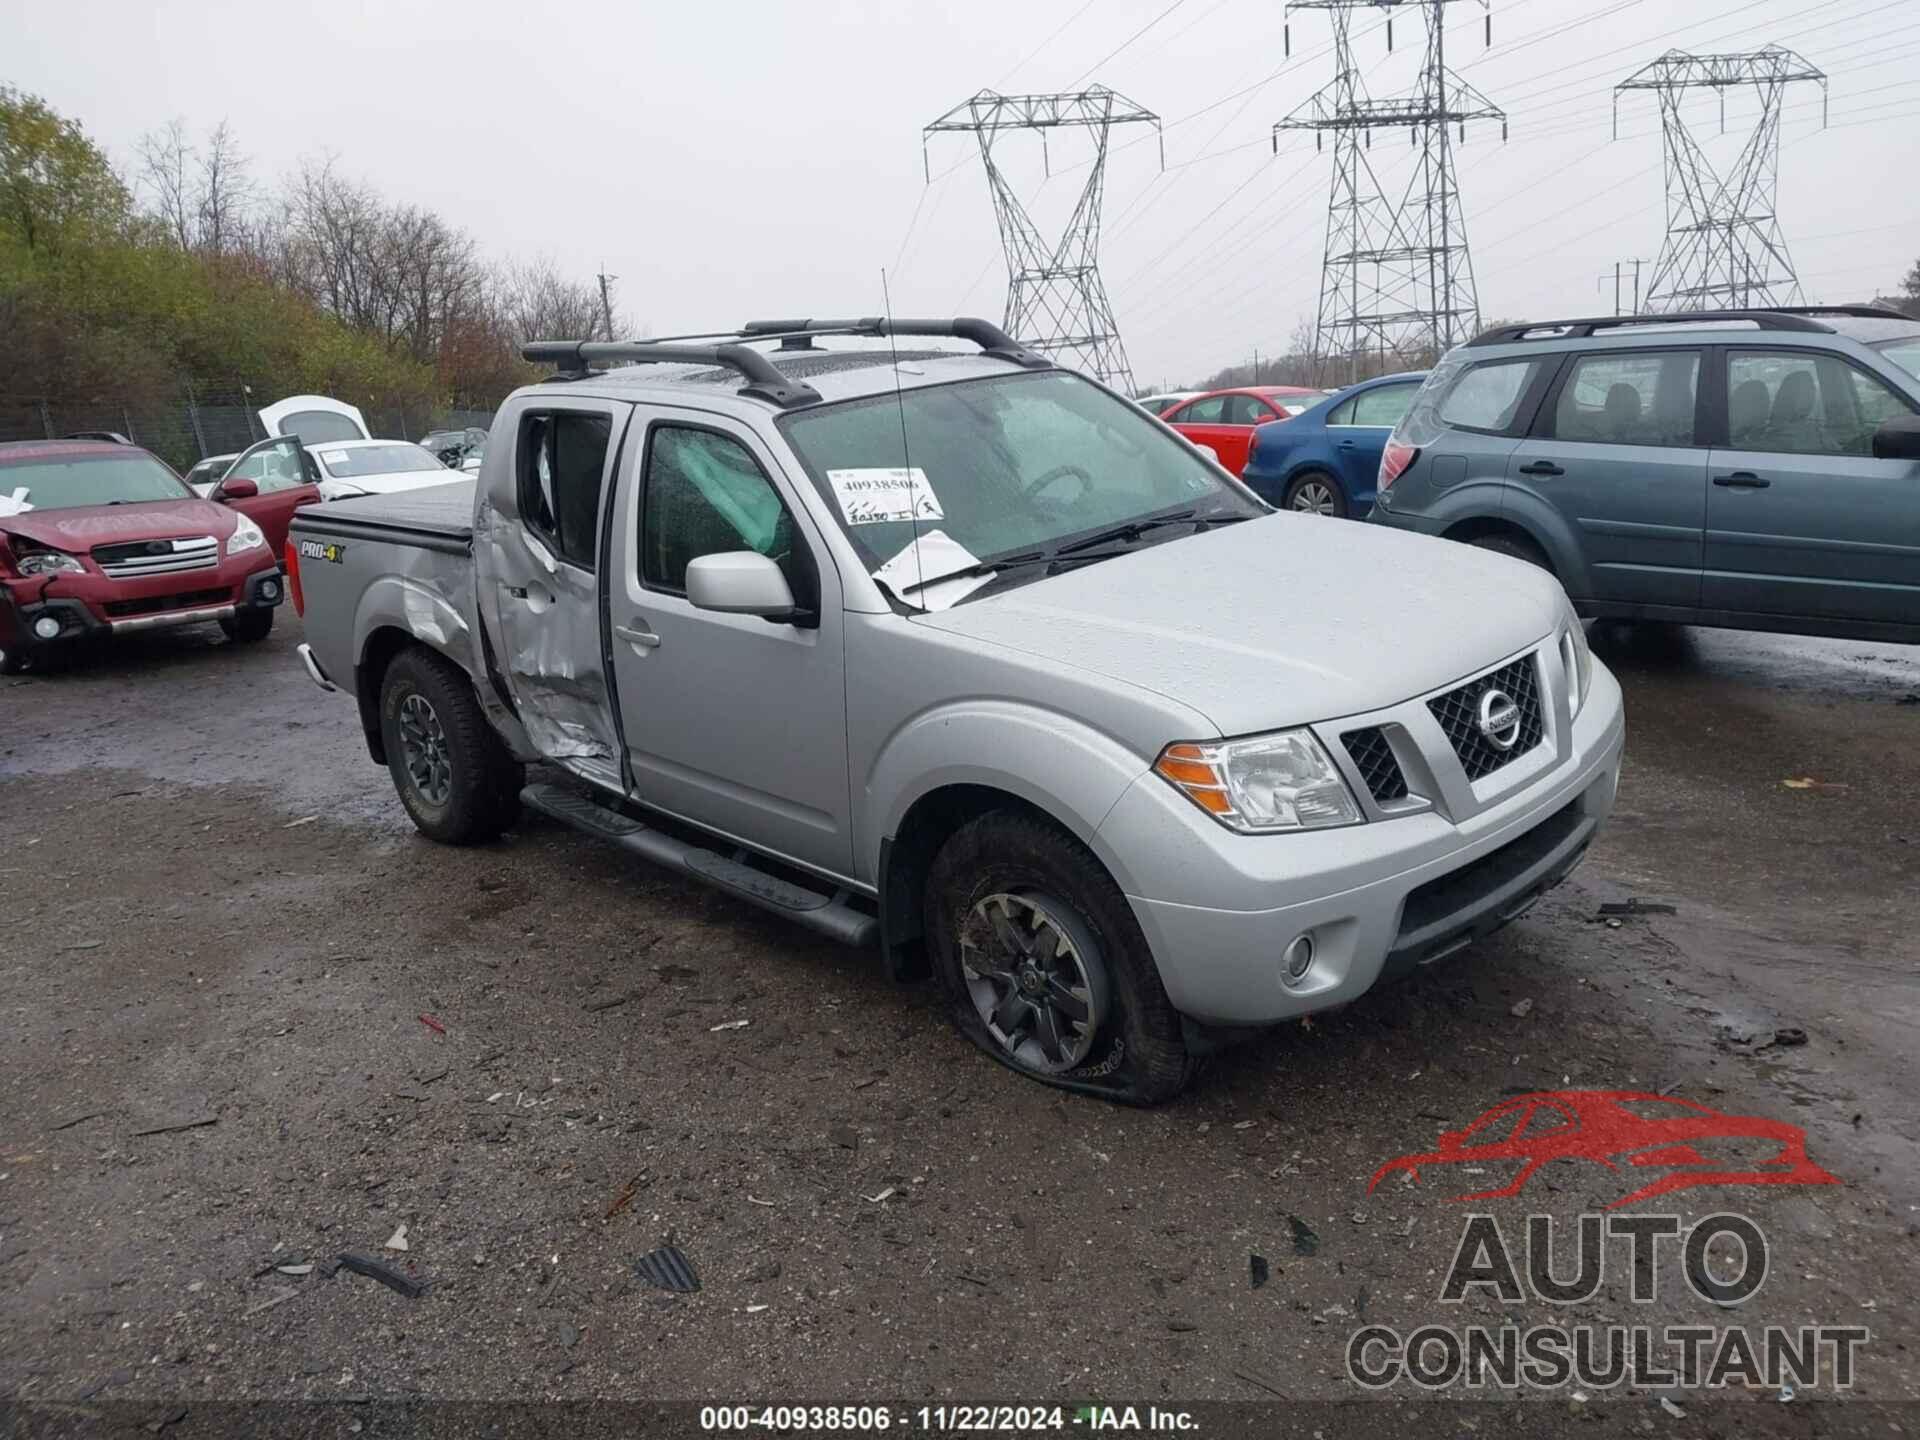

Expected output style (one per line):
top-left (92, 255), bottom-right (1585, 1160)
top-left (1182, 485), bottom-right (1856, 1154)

top-left (259, 579), bottom-right (281, 601)
top-left (32, 616), bottom-right (62, 640)
top-left (1281, 933), bottom-right (1316, 984)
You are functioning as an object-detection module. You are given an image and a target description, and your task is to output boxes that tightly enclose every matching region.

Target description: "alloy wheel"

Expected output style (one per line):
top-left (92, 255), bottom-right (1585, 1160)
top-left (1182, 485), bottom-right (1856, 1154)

top-left (1290, 479), bottom-right (1338, 515)
top-left (398, 692), bottom-right (452, 806)
top-left (958, 892), bottom-right (1109, 1073)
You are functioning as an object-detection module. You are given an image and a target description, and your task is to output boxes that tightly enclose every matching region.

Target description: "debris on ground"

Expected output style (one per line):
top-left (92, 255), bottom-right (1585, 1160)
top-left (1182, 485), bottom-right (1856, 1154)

top-left (1166, 1317), bottom-right (1199, 1333)
top-left (1249, 1254), bottom-right (1270, 1289)
top-left (583, 993), bottom-right (629, 1013)
top-left (828, 1125), bottom-right (859, 1150)
top-left (863, 1187), bottom-right (896, 1203)
top-left (1767, 1027), bottom-right (1809, 1049)
top-left (1781, 777), bottom-right (1849, 792)
top-left (633, 1245), bottom-right (700, 1293)
top-left (1233, 1368), bottom-right (1289, 1399)
top-left (282, 815), bottom-right (318, 828)
top-left (61, 940), bottom-right (104, 952)
top-left (382, 1224), bottom-right (410, 1252)
top-left (131, 1112), bottom-right (217, 1137)
top-left (709, 1019), bottom-right (750, 1032)
top-left (1659, 1396), bottom-right (1686, 1418)
top-left (652, 963), bottom-right (699, 982)
top-left (337, 1252), bottom-right (428, 1299)
top-left (1288, 1215), bottom-right (1319, 1257)
top-left (242, 1285), bottom-right (300, 1317)
top-left (557, 1322), bottom-right (581, 1349)
top-left (1596, 898), bottom-right (1678, 917)
top-left (605, 1174), bottom-right (646, 1219)
top-left (274, 1263), bottom-right (313, 1277)
top-left (417, 1014), bottom-right (446, 1035)
top-left (48, 1109), bottom-right (108, 1132)
top-left (1510, 998), bottom-right (1535, 1018)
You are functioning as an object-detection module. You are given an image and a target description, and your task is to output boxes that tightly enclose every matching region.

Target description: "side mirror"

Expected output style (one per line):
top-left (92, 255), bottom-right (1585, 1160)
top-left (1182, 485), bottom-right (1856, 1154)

top-left (686, 551), bottom-right (800, 619)
top-left (1872, 414), bottom-right (1920, 462)
top-left (216, 477), bottom-right (259, 500)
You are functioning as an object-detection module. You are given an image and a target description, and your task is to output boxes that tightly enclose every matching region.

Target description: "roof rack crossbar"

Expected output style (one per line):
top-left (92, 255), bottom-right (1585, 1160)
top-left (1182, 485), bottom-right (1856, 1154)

top-left (1467, 304), bottom-right (1912, 347)
top-left (519, 340), bottom-right (822, 408)
top-left (738, 316), bottom-right (1051, 369)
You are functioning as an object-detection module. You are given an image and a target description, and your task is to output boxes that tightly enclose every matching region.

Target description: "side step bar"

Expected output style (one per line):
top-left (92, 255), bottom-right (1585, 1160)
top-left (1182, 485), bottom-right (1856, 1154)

top-left (522, 783), bottom-right (879, 948)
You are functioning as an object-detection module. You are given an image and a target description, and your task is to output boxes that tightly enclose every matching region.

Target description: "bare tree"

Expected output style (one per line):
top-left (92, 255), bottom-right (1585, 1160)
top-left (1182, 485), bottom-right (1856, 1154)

top-left (196, 121), bottom-right (256, 257)
top-left (134, 119), bottom-right (194, 251)
top-left (499, 256), bottom-right (614, 344)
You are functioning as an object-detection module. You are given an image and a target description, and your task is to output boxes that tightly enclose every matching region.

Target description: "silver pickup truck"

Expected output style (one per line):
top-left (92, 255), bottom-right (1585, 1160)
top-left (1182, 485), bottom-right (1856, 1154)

top-left (289, 317), bottom-right (1624, 1102)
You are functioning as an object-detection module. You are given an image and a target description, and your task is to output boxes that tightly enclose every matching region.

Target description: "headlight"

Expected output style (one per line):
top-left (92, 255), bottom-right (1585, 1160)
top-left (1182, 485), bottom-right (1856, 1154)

top-left (1558, 606), bottom-right (1592, 717)
top-left (226, 514), bottom-right (267, 556)
top-left (1155, 729), bottom-right (1362, 833)
top-left (17, 550), bottom-right (83, 576)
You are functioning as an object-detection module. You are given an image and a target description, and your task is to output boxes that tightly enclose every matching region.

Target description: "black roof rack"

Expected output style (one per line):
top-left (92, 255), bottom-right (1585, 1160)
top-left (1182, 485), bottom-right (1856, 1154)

top-left (1467, 304), bottom-right (1913, 347)
top-left (521, 316), bottom-right (1049, 408)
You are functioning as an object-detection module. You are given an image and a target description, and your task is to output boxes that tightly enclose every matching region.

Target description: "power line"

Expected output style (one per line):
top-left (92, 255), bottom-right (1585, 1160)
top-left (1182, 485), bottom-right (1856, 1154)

top-left (1067, 0), bottom-right (1195, 88)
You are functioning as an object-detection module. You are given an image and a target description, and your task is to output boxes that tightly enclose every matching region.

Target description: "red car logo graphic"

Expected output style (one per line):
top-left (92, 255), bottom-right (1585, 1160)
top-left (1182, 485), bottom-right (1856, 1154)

top-left (1369, 1091), bottom-right (1839, 1209)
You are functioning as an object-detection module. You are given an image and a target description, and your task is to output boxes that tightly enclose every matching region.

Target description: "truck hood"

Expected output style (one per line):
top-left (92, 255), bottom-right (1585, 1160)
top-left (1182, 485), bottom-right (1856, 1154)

top-left (912, 514), bottom-right (1566, 735)
top-left (0, 497), bottom-right (235, 551)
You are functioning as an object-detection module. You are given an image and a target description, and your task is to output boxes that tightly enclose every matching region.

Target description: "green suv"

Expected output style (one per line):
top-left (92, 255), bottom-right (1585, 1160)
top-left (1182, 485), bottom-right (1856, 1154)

top-left (1369, 306), bottom-right (1920, 644)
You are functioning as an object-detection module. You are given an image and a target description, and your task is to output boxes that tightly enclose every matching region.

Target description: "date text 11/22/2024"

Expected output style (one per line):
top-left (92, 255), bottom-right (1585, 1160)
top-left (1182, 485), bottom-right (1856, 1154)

top-left (699, 1406), bottom-right (1200, 1432)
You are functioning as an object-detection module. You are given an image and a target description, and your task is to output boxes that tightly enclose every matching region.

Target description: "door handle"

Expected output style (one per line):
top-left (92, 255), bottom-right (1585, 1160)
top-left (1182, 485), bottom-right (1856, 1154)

top-left (1337, 440), bottom-right (1356, 449)
top-left (614, 621), bottom-right (661, 649)
top-left (1713, 471), bottom-right (1771, 489)
top-left (1517, 461), bottom-right (1564, 477)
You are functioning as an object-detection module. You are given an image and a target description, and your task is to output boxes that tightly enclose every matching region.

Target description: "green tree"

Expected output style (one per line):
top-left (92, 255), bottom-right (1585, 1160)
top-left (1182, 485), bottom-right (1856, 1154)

top-left (0, 87), bottom-right (130, 257)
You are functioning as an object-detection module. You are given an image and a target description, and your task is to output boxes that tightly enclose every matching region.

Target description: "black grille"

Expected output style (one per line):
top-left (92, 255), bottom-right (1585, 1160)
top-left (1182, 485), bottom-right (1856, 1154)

top-left (101, 587), bottom-right (229, 618)
top-left (1342, 726), bottom-right (1409, 803)
top-left (92, 538), bottom-right (177, 565)
top-left (1427, 655), bottom-right (1545, 781)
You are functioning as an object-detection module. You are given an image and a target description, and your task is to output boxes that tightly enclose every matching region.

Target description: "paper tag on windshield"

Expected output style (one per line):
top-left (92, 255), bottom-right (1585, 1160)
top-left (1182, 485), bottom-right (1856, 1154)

top-left (0, 486), bottom-right (32, 516)
top-left (826, 467), bottom-right (944, 526)
top-left (872, 529), bottom-right (991, 612)
top-left (321, 450), bottom-right (351, 467)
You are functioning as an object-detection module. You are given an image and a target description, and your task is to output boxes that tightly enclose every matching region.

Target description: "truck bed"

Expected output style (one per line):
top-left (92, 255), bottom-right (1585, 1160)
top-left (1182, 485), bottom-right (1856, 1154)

top-left (289, 480), bottom-right (475, 556)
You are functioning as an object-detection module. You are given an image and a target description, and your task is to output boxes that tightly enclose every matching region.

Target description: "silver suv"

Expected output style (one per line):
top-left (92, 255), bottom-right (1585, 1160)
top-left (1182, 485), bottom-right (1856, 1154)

top-left (290, 317), bottom-right (1625, 1101)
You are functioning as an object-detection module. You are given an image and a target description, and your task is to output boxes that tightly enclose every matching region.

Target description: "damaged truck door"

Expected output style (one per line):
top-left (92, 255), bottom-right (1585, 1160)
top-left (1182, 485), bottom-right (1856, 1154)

top-left (608, 415), bottom-right (853, 876)
top-left (476, 398), bottom-right (628, 787)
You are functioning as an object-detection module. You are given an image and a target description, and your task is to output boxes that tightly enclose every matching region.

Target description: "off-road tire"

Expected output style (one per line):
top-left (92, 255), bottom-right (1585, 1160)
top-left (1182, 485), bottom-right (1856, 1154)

top-left (379, 646), bottom-right (523, 845)
top-left (220, 609), bottom-right (274, 644)
top-left (1468, 531), bottom-right (1553, 574)
top-left (924, 811), bottom-right (1197, 1104)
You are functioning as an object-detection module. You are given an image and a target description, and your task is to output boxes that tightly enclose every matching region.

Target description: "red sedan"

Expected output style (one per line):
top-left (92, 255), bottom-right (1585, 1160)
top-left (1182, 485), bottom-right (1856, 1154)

top-left (1162, 385), bottom-right (1330, 476)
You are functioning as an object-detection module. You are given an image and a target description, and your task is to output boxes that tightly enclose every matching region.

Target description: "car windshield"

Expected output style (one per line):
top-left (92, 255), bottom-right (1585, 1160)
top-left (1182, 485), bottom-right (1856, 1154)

top-left (314, 444), bottom-right (447, 478)
top-left (780, 370), bottom-right (1256, 586)
top-left (0, 452), bottom-right (192, 511)
top-left (1870, 333), bottom-right (1920, 379)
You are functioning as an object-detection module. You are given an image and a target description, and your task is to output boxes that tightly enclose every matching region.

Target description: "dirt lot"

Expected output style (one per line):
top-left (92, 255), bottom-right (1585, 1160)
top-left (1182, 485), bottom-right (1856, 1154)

top-left (2, 615), bottom-right (1918, 1434)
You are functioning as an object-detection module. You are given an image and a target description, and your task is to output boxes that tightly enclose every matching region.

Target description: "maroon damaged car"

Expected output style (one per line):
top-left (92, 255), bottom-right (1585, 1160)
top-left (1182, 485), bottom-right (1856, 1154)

top-left (0, 437), bottom-right (301, 673)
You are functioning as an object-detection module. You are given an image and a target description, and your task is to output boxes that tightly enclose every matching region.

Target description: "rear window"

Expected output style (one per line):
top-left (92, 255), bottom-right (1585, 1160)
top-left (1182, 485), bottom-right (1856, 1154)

top-left (1872, 334), bottom-right (1920, 380)
top-left (0, 452), bottom-right (190, 511)
top-left (1395, 354), bottom-right (1543, 446)
top-left (276, 409), bottom-right (365, 445)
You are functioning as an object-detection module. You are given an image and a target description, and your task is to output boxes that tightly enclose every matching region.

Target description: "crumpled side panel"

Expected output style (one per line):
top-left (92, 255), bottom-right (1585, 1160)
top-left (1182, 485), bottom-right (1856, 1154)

top-left (474, 489), bottom-right (619, 763)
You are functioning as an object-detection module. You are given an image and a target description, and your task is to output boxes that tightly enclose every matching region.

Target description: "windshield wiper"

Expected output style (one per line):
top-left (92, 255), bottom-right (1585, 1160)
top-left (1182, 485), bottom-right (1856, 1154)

top-left (1051, 506), bottom-right (1254, 558)
top-left (899, 548), bottom-right (1048, 593)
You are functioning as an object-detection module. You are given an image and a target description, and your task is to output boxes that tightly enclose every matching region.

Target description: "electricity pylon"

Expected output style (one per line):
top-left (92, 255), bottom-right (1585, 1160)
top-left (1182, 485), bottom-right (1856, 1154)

top-left (926, 87), bottom-right (1161, 393)
top-left (1278, 0), bottom-right (1505, 382)
top-left (1615, 48), bottom-right (1827, 312)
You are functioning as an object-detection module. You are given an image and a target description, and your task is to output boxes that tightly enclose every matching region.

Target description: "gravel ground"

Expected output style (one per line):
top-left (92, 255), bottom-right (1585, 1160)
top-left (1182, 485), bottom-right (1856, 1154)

top-left (2, 616), bottom-right (1917, 1436)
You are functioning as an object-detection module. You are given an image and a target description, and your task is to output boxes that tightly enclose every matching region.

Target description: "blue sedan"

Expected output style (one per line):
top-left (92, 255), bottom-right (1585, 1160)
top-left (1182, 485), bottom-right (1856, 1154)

top-left (1240, 370), bottom-right (1429, 517)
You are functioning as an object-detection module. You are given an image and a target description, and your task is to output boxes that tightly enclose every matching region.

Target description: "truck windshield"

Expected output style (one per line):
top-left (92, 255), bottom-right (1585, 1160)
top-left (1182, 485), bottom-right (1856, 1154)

top-left (0, 453), bottom-right (192, 511)
top-left (779, 370), bottom-right (1255, 575)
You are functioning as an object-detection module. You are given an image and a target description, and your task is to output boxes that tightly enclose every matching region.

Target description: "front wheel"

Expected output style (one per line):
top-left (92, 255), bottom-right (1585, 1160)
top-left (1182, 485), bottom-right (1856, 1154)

top-left (924, 812), bottom-right (1196, 1103)
top-left (1282, 471), bottom-right (1348, 518)
top-left (220, 609), bottom-right (274, 644)
top-left (378, 646), bottom-right (523, 845)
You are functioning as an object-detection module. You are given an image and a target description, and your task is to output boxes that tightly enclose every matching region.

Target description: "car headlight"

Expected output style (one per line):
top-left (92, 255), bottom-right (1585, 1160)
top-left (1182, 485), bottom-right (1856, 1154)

top-left (17, 550), bottom-right (84, 576)
top-left (1155, 729), bottom-right (1362, 833)
top-left (226, 514), bottom-right (267, 556)
top-left (1558, 605), bottom-right (1593, 717)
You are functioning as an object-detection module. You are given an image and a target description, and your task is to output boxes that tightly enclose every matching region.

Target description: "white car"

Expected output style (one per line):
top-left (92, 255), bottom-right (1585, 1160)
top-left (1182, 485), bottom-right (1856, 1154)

top-left (308, 440), bottom-right (466, 501)
top-left (1136, 391), bottom-right (1199, 416)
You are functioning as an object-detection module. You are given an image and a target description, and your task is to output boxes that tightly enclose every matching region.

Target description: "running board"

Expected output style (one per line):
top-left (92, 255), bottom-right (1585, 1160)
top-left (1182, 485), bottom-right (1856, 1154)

top-left (521, 783), bottom-right (878, 948)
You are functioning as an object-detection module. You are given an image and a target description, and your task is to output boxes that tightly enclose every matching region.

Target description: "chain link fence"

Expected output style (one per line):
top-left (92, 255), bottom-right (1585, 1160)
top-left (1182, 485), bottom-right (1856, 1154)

top-left (0, 383), bottom-right (498, 474)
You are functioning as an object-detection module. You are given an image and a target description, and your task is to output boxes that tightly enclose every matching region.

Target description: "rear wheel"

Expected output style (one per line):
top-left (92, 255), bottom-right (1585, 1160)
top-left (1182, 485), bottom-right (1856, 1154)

top-left (924, 811), bottom-right (1197, 1104)
top-left (1283, 470), bottom-right (1348, 518)
top-left (378, 646), bottom-right (523, 845)
top-left (220, 609), bottom-right (274, 644)
top-left (1468, 531), bottom-right (1553, 574)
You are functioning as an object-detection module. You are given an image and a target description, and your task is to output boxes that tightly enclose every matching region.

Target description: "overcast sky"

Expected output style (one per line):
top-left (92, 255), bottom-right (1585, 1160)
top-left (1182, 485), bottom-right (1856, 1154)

top-left (4, 0), bottom-right (1914, 388)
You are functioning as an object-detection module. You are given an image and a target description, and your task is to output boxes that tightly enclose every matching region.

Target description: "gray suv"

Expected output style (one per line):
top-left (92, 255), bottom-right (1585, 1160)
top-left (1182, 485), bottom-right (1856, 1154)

top-left (1369, 306), bottom-right (1920, 644)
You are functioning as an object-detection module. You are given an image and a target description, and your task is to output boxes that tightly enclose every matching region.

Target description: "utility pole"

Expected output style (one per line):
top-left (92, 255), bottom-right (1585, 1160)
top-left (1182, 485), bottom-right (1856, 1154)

top-left (1616, 48), bottom-right (1827, 311)
top-left (1278, 0), bottom-right (1506, 383)
top-left (596, 267), bottom-right (618, 341)
top-left (1597, 259), bottom-right (1648, 315)
top-left (925, 87), bottom-right (1163, 393)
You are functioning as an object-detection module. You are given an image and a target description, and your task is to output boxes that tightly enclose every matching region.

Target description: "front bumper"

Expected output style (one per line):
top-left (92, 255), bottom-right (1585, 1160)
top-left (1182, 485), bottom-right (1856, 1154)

top-left (2, 558), bottom-right (283, 648)
top-left (1097, 654), bottom-right (1625, 1026)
